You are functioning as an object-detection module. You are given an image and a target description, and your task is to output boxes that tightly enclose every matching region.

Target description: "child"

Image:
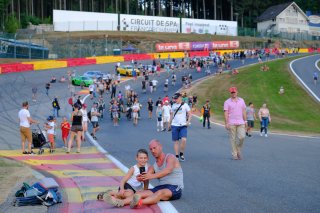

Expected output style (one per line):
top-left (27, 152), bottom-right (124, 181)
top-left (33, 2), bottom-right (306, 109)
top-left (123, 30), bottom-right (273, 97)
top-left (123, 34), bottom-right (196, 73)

top-left (97, 149), bottom-right (149, 206)
top-left (60, 117), bottom-right (70, 149)
top-left (45, 116), bottom-right (56, 153)
top-left (156, 104), bottom-right (163, 132)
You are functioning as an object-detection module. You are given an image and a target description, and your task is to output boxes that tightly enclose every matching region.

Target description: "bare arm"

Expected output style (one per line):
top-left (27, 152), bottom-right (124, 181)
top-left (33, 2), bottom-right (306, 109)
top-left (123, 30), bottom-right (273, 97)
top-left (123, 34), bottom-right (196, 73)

top-left (27, 117), bottom-right (38, 124)
top-left (224, 110), bottom-right (230, 130)
top-left (142, 156), bottom-right (176, 181)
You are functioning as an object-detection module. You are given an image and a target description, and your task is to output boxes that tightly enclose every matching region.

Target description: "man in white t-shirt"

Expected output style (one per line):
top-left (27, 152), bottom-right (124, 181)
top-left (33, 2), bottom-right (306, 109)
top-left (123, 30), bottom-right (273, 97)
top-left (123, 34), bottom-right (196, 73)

top-left (169, 93), bottom-right (192, 161)
top-left (90, 103), bottom-right (100, 140)
top-left (18, 101), bottom-right (38, 154)
top-left (162, 100), bottom-right (171, 131)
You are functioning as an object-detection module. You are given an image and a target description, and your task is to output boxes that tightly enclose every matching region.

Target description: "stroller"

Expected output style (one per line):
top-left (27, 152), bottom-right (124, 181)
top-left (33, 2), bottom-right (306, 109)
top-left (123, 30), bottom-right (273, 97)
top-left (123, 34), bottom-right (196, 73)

top-left (32, 124), bottom-right (48, 155)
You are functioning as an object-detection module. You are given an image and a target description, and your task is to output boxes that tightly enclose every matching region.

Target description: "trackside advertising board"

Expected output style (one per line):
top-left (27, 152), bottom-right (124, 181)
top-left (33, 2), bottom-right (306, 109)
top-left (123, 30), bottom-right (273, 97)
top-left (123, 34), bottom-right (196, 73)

top-left (120, 14), bottom-right (180, 33)
top-left (181, 18), bottom-right (237, 36)
top-left (53, 10), bottom-right (118, 31)
top-left (155, 41), bottom-right (240, 52)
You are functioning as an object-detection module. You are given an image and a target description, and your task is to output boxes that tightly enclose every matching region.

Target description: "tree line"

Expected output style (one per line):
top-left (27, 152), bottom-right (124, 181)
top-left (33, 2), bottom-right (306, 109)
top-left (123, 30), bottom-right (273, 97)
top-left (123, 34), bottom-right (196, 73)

top-left (1, 0), bottom-right (319, 33)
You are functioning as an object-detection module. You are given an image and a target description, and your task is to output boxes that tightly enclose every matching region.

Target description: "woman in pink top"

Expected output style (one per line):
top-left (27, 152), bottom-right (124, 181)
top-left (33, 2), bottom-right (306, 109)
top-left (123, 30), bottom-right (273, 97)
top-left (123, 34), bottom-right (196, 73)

top-left (258, 103), bottom-right (271, 137)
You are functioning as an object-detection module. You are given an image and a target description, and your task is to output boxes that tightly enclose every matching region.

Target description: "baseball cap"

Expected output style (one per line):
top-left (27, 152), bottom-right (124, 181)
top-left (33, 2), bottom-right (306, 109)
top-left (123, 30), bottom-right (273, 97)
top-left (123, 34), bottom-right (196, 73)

top-left (229, 87), bottom-right (237, 93)
top-left (173, 92), bottom-right (182, 99)
top-left (82, 103), bottom-right (87, 108)
top-left (158, 104), bottom-right (161, 107)
top-left (47, 116), bottom-right (54, 121)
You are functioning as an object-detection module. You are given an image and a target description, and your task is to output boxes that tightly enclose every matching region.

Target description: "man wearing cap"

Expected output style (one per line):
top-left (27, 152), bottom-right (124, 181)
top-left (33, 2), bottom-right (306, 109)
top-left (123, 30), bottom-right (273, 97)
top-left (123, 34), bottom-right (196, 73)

top-left (169, 92), bottom-right (192, 161)
top-left (224, 87), bottom-right (247, 160)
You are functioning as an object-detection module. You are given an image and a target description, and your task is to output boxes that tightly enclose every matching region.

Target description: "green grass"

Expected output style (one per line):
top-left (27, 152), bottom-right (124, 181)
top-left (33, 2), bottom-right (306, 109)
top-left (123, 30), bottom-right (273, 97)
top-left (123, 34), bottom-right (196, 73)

top-left (191, 56), bottom-right (320, 134)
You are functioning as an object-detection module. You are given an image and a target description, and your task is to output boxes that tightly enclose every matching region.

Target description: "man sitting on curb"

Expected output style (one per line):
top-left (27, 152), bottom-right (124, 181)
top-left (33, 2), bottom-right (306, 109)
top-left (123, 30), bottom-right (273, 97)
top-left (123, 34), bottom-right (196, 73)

top-left (99, 139), bottom-right (184, 208)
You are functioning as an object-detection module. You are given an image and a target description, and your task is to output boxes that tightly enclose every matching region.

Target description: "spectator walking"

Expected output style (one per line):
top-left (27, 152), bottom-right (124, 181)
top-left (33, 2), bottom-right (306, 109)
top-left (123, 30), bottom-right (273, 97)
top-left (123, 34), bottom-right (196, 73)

top-left (44, 116), bottom-right (56, 153)
top-left (18, 101), bottom-right (38, 154)
top-left (80, 104), bottom-right (89, 142)
top-left (67, 103), bottom-right (83, 153)
top-left (162, 100), bottom-right (171, 131)
top-left (313, 71), bottom-right (318, 86)
top-left (169, 92), bottom-right (192, 162)
top-left (258, 103), bottom-right (271, 137)
top-left (60, 117), bottom-right (70, 150)
top-left (246, 102), bottom-right (257, 137)
top-left (132, 99), bottom-right (141, 126)
top-left (201, 100), bottom-right (211, 129)
top-left (45, 82), bottom-right (50, 96)
top-left (32, 85), bottom-right (37, 102)
top-left (147, 98), bottom-right (153, 119)
top-left (156, 104), bottom-right (163, 132)
top-left (90, 102), bottom-right (101, 140)
top-left (52, 97), bottom-right (60, 118)
top-left (224, 87), bottom-right (247, 160)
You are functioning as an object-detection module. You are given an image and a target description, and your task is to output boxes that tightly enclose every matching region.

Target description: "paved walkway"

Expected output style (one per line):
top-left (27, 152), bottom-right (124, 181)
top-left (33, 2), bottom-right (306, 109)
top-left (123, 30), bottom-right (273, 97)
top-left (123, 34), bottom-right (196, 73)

top-left (0, 147), bottom-right (161, 212)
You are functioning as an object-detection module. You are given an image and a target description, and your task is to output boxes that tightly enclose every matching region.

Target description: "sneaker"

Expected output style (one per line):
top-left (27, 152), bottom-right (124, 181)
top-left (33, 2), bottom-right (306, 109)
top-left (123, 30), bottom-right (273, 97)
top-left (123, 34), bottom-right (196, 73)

top-left (93, 136), bottom-right (97, 140)
top-left (208, 126), bottom-right (211, 129)
top-left (130, 194), bottom-right (142, 208)
top-left (248, 134), bottom-right (252, 137)
top-left (265, 134), bottom-right (268, 137)
top-left (176, 155), bottom-right (179, 160)
top-left (180, 154), bottom-right (185, 162)
top-left (28, 151), bottom-right (35, 155)
top-left (22, 151), bottom-right (28, 155)
top-left (90, 133), bottom-right (94, 137)
top-left (246, 132), bottom-right (249, 136)
top-left (260, 132), bottom-right (263, 136)
top-left (157, 129), bottom-right (160, 132)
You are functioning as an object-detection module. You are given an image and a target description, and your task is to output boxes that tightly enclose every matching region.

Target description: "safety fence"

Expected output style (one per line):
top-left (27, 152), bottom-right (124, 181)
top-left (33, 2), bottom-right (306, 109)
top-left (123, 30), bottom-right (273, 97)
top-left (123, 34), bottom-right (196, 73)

top-left (0, 48), bottom-right (319, 74)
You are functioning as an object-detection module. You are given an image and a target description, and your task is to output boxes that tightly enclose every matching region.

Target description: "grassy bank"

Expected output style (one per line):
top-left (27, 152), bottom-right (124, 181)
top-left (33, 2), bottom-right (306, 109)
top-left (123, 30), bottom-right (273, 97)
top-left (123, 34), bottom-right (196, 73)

top-left (190, 56), bottom-right (320, 135)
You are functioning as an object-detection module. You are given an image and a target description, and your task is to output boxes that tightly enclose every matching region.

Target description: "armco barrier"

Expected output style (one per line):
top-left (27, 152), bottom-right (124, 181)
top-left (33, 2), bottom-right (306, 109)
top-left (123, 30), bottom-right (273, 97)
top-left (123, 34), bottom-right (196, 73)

top-left (65, 58), bottom-right (97, 67)
top-left (23, 60), bottom-right (68, 70)
top-left (123, 54), bottom-right (153, 61)
top-left (87, 56), bottom-right (124, 64)
top-left (0, 63), bottom-right (34, 73)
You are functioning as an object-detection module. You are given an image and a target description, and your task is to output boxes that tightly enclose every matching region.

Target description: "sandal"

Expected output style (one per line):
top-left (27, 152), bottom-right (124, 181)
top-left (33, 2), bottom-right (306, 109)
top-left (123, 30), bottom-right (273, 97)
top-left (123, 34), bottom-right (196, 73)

top-left (22, 151), bottom-right (28, 155)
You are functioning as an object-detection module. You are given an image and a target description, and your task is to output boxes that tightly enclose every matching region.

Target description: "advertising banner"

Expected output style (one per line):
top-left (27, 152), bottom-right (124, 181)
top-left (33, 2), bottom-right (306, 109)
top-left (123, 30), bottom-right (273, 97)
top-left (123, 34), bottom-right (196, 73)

top-left (156, 43), bottom-right (179, 52)
top-left (191, 42), bottom-right (212, 51)
top-left (156, 41), bottom-right (240, 52)
top-left (181, 18), bottom-right (237, 36)
top-left (120, 14), bottom-right (180, 33)
top-left (53, 10), bottom-right (118, 31)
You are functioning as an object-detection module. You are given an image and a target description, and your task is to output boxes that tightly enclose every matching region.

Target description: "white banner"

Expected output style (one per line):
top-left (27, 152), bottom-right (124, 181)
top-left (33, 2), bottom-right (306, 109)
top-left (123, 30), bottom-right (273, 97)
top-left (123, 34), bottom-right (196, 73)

top-left (120, 14), bottom-right (180, 33)
top-left (181, 18), bottom-right (237, 36)
top-left (53, 10), bottom-right (118, 31)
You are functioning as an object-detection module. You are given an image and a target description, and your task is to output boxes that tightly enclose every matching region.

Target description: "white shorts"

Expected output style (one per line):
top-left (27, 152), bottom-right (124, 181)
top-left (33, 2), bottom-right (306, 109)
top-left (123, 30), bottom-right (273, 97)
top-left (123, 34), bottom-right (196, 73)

top-left (132, 112), bottom-right (139, 118)
top-left (163, 116), bottom-right (170, 123)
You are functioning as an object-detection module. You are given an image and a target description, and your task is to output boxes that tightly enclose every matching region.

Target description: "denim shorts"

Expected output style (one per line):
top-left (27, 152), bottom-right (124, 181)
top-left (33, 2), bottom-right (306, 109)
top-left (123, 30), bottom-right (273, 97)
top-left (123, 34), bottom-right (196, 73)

top-left (91, 121), bottom-right (99, 128)
top-left (150, 184), bottom-right (182, 201)
top-left (171, 126), bottom-right (187, 141)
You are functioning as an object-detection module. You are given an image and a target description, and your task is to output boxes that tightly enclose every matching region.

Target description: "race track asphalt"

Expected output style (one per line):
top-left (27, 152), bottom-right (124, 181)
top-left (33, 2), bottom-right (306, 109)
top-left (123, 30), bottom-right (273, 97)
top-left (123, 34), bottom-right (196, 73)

top-left (0, 54), bottom-right (319, 213)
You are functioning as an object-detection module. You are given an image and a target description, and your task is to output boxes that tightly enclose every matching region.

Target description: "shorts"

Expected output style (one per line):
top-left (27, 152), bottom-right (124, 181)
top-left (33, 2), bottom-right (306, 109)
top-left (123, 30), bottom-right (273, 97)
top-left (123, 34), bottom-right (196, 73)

top-left (71, 125), bottom-right (83, 132)
top-left (132, 112), bottom-right (139, 118)
top-left (247, 120), bottom-right (254, 128)
top-left (62, 131), bottom-right (69, 139)
top-left (91, 121), bottom-right (99, 128)
top-left (48, 134), bottom-right (55, 143)
top-left (163, 116), bottom-right (170, 123)
top-left (112, 112), bottom-right (119, 119)
top-left (150, 184), bottom-right (182, 201)
top-left (171, 126), bottom-right (187, 141)
top-left (118, 183), bottom-right (137, 194)
top-left (20, 126), bottom-right (32, 143)
top-left (89, 91), bottom-right (93, 94)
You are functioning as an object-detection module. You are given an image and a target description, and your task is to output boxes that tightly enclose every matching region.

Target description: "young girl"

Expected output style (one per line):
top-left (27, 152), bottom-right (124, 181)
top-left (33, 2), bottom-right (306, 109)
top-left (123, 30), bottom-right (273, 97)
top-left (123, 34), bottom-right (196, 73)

top-left (45, 116), bottom-right (55, 153)
top-left (60, 117), bottom-right (70, 150)
top-left (97, 149), bottom-right (149, 206)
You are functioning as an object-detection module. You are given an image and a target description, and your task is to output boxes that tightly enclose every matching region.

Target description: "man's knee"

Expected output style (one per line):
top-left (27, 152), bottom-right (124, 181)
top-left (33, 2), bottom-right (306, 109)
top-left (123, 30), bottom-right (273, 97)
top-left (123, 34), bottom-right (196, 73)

top-left (154, 189), bottom-right (172, 201)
